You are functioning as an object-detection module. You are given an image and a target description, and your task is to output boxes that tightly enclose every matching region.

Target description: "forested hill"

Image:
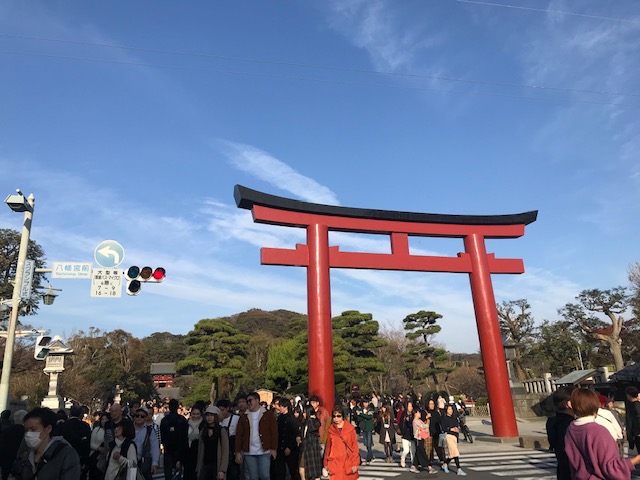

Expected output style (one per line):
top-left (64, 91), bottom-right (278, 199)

top-left (225, 308), bottom-right (307, 338)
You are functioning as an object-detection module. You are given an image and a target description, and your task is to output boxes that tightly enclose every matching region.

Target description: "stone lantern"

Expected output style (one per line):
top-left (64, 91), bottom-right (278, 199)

top-left (40, 336), bottom-right (73, 410)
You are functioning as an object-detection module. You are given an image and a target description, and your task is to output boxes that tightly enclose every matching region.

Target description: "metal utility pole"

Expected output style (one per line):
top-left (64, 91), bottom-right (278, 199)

top-left (0, 192), bottom-right (35, 411)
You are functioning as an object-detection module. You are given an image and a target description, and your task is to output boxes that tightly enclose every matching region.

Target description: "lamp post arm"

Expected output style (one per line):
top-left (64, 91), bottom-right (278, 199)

top-left (0, 193), bottom-right (34, 411)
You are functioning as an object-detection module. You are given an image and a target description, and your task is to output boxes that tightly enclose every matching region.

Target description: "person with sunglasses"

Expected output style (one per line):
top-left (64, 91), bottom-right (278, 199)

top-left (323, 408), bottom-right (359, 480)
top-left (235, 392), bottom-right (278, 480)
top-left (134, 407), bottom-right (160, 480)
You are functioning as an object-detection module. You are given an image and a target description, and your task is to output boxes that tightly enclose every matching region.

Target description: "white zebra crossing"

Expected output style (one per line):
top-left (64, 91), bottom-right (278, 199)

top-left (151, 462), bottom-right (406, 480)
top-left (358, 462), bottom-right (404, 480)
top-left (461, 450), bottom-right (556, 479)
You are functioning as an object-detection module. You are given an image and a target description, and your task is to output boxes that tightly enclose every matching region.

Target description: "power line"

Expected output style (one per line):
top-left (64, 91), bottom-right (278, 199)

top-left (1, 49), bottom-right (634, 108)
top-left (0, 33), bottom-right (638, 99)
top-left (454, 0), bottom-right (640, 25)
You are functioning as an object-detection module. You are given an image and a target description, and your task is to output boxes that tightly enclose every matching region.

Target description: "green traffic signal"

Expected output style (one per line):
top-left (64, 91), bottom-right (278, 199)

top-left (126, 266), bottom-right (140, 280)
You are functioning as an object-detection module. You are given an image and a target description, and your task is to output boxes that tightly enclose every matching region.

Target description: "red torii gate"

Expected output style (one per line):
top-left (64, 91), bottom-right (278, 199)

top-left (235, 185), bottom-right (537, 438)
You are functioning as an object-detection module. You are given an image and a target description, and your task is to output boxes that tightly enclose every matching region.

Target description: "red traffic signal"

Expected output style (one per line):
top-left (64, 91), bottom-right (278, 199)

top-left (125, 266), bottom-right (166, 295)
top-left (152, 267), bottom-right (166, 281)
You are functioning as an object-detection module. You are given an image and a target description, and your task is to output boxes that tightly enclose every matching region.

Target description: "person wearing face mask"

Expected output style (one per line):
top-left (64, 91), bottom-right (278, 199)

top-left (10, 407), bottom-right (81, 480)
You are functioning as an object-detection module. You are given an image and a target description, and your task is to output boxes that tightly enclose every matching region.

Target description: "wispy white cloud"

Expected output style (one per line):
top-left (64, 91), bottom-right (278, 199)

top-left (517, 1), bottom-right (640, 233)
top-left (218, 141), bottom-right (340, 205)
top-left (326, 0), bottom-right (443, 73)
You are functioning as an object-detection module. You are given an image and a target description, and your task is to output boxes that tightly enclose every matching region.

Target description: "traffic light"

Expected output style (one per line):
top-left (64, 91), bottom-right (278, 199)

top-left (125, 266), bottom-right (166, 295)
top-left (34, 335), bottom-right (51, 360)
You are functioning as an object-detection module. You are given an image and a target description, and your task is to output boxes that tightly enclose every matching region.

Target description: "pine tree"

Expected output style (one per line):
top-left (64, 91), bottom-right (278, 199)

top-left (402, 310), bottom-right (451, 388)
top-left (177, 318), bottom-right (250, 403)
top-left (332, 310), bottom-right (387, 387)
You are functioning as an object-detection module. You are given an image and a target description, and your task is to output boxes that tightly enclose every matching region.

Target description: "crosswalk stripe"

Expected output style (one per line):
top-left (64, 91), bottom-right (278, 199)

top-left (470, 462), bottom-right (555, 472)
top-left (356, 471), bottom-right (400, 477)
top-left (462, 450), bottom-right (553, 459)
top-left (517, 477), bottom-right (555, 480)
top-left (465, 458), bottom-right (556, 470)
top-left (465, 457), bottom-right (554, 465)
top-left (464, 453), bottom-right (554, 462)
top-left (360, 477), bottom-right (398, 480)
top-left (493, 469), bottom-right (555, 476)
top-left (455, 449), bottom-right (557, 478)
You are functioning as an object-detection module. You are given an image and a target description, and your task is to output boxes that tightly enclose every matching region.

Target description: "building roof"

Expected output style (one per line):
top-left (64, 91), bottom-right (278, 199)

top-left (157, 387), bottom-right (182, 400)
top-left (150, 362), bottom-right (176, 375)
top-left (610, 362), bottom-right (640, 382)
top-left (555, 369), bottom-right (597, 385)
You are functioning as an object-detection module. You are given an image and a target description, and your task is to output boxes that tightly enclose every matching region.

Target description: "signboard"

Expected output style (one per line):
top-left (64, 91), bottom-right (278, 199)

top-left (94, 240), bottom-right (125, 268)
top-left (90, 269), bottom-right (123, 298)
top-left (20, 259), bottom-right (35, 300)
top-left (52, 262), bottom-right (92, 279)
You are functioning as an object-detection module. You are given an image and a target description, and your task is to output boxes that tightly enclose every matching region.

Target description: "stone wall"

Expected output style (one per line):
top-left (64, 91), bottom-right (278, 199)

top-left (512, 392), bottom-right (553, 418)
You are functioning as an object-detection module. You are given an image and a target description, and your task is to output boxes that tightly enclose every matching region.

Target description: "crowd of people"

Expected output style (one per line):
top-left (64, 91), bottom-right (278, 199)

top-left (0, 390), bottom-right (474, 480)
top-left (345, 392), bottom-right (471, 476)
top-left (10, 385), bottom-right (640, 480)
top-left (546, 385), bottom-right (640, 479)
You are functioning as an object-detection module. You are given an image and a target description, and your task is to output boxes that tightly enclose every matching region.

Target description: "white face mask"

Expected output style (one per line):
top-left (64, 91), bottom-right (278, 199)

top-left (25, 431), bottom-right (43, 449)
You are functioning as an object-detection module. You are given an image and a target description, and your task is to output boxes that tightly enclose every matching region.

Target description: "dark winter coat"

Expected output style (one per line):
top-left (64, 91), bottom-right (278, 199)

top-left (377, 414), bottom-right (396, 445)
top-left (13, 437), bottom-right (81, 480)
top-left (300, 416), bottom-right (322, 479)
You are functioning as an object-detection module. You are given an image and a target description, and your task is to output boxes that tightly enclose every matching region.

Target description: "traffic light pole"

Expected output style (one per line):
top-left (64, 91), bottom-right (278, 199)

top-left (0, 194), bottom-right (34, 411)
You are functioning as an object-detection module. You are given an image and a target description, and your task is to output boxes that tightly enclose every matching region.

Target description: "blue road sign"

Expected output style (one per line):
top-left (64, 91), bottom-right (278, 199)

top-left (94, 240), bottom-right (125, 268)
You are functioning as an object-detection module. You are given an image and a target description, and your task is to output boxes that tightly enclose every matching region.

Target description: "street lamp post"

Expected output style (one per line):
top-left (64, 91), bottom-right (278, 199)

top-left (0, 190), bottom-right (35, 411)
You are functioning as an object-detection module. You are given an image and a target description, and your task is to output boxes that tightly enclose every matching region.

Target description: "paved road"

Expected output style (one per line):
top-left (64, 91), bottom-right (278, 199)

top-left (354, 450), bottom-right (556, 480)
top-left (152, 447), bottom-right (640, 480)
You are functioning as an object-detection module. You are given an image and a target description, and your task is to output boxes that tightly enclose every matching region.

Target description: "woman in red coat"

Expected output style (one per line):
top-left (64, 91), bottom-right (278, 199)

top-left (323, 407), bottom-right (360, 480)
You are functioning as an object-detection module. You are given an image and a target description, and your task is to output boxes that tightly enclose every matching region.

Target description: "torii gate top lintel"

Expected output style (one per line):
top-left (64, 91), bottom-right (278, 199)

top-left (234, 185), bottom-right (537, 239)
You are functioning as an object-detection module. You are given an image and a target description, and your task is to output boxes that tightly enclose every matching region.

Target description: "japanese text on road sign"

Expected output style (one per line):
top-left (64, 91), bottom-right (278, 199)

top-left (90, 269), bottom-right (123, 298)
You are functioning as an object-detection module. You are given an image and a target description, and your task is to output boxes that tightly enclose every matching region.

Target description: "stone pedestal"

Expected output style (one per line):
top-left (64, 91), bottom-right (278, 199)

top-left (41, 395), bottom-right (64, 410)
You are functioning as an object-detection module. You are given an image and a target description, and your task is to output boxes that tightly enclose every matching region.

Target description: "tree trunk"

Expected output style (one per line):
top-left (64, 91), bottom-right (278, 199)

top-left (609, 340), bottom-right (625, 372)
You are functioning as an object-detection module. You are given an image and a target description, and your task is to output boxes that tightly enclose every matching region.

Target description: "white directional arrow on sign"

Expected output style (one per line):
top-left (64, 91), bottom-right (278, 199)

top-left (94, 240), bottom-right (125, 268)
top-left (97, 246), bottom-right (121, 265)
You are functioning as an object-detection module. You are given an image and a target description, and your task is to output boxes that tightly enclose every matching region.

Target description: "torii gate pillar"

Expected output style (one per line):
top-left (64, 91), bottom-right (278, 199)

top-left (235, 185), bottom-right (537, 438)
top-left (306, 224), bottom-right (335, 405)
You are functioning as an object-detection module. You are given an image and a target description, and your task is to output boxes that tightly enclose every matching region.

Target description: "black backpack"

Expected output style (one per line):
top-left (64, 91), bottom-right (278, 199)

top-left (59, 418), bottom-right (91, 465)
top-left (161, 413), bottom-right (187, 452)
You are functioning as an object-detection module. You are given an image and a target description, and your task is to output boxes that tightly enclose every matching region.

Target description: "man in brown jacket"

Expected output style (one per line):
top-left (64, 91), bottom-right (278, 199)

top-left (235, 392), bottom-right (278, 480)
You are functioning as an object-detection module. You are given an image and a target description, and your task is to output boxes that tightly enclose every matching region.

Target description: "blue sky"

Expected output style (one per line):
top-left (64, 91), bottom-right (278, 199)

top-left (1, 0), bottom-right (638, 353)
